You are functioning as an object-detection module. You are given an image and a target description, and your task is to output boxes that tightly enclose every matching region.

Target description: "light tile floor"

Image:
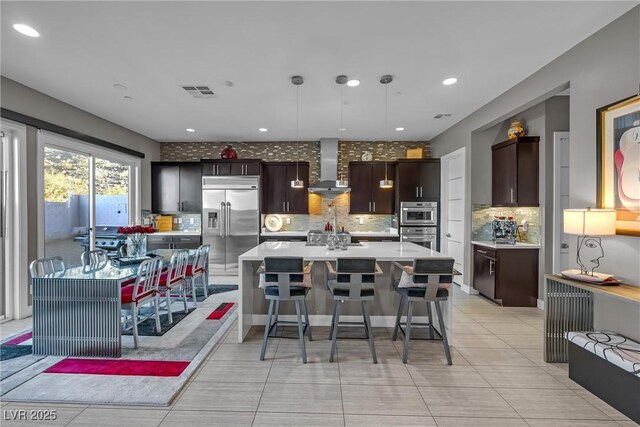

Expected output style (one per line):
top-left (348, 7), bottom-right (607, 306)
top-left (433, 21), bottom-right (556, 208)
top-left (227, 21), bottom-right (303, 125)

top-left (0, 286), bottom-right (634, 426)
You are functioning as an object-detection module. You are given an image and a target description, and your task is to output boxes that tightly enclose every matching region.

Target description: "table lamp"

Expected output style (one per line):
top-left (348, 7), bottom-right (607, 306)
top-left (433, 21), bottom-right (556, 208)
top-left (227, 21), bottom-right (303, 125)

top-left (563, 208), bottom-right (616, 277)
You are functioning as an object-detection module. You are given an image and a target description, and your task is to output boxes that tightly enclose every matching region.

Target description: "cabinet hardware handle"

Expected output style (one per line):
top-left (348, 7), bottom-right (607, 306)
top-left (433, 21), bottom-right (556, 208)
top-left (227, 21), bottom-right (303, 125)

top-left (287, 201), bottom-right (290, 212)
top-left (510, 188), bottom-right (515, 203)
top-left (420, 187), bottom-right (423, 197)
top-left (373, 201), bottom-right (376, 212)
top-left (477, 249), bottom-right (487, 254)
top-left (415, 187), bottom-right (419, 198)
top-left (489, 259), bottom-right (495, 275)
top-left (368, 201), bottom-right (372, 212)
top-left (283, 201), bottom-right (286, 212)
top-left (220, 202), bottom-right (226, 236)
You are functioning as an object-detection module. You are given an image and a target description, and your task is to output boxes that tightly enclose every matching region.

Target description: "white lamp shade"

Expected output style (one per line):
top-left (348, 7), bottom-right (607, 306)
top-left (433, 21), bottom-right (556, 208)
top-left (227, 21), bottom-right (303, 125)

top-left (563, 209), bottom-right (616, 236)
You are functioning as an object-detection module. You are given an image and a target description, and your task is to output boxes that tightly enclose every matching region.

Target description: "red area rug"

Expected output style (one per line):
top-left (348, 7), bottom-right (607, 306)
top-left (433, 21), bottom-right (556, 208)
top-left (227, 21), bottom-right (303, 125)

top-left (207, 302), bottom-right (235, 320)
top-left (4, 332), bottom-right (32, 346)
top-left (45, 358), bottom-right (190, 377)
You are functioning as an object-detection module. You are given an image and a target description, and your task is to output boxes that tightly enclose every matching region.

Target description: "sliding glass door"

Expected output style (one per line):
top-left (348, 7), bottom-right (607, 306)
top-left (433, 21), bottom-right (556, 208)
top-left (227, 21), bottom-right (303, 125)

top-left (40, 132), bottom-right (139, 268)
top-left (43, 146), bottom-right (90, 268)
top-left (1, 131), bottom-right (6, 319)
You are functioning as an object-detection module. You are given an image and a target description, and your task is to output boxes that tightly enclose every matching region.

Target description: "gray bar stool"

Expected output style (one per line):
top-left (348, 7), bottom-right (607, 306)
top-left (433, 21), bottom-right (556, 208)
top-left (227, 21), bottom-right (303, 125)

top-left (392, 258), bottom-right (456, 364)
top-left (326, 258), bottom-right (382, 364)
top-left (259, 257), bottom-right (314, 363)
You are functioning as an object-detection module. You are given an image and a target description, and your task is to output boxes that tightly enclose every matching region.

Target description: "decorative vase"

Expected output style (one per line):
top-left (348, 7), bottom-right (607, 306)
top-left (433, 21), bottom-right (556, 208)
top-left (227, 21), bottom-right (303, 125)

top-left (507, 121), bottom-right (525, 140)
top-left (220, 145), bottom-right (238, 159)
top-left (361, 151), bottom-right (373, 161)
top-left (126, 233), bottom-right (147, 258)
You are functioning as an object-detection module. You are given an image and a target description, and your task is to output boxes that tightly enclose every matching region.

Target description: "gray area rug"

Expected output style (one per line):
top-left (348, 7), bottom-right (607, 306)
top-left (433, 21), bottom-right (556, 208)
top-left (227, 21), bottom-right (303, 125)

top-left (1, 303), bottom-right (237, 405)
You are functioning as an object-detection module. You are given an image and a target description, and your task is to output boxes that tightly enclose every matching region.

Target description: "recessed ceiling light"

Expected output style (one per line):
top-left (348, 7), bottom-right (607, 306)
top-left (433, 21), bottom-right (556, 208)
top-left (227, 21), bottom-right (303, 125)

top-left (113, 83), bottom-right (127, 90)
top-left (186, 128), bottom-right (195, 133)
top-left (123, 95), bottom-right (133, 100)
top-left (338, 127), bottom-right (347, 132)
top-left (395, 127), bottom-right (405, 132)
top-left (346, 79), bottom-right (360, 87)
top-left (442, 77), bottom-right (458, 86)
top-left (13, 24), bottom-right (39, 38)
top-left (258, 128), bottom-right (268, 132)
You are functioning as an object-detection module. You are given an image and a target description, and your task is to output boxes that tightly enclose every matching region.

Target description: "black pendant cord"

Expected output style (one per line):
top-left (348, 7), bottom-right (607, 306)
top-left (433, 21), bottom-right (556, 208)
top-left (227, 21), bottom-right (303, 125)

top-left (384, 79), bottom-right (389, 181)
top-left (296, 84), bottom-right (300, 181)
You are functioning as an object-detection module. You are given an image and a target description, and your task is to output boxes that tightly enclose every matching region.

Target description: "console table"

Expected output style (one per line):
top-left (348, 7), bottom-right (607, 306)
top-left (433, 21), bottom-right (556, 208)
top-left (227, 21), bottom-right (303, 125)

top-left (544, 274), bottom-right (640, 362)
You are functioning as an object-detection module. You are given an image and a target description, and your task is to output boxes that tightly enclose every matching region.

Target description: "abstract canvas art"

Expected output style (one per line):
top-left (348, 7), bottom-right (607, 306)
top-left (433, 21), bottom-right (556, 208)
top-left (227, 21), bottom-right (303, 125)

top-left (597, 95), bottom-right (640, 236)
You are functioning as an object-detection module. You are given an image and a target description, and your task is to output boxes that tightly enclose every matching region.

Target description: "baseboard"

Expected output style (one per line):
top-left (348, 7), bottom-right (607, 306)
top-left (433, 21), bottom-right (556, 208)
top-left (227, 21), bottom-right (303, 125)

top-left (251, 314), bottom-right (430, 328)
top-left (537, 299), bottom-right (545, 310)
top-left (458, 283), bottom-right (479, 295)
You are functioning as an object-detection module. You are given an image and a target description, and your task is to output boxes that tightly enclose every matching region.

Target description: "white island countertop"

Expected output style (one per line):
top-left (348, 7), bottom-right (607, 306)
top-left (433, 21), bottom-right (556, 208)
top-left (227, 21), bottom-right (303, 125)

top-left (240, 241), bottom-right (444, 261)
top-left (472, 240), bottom-right (540, 249)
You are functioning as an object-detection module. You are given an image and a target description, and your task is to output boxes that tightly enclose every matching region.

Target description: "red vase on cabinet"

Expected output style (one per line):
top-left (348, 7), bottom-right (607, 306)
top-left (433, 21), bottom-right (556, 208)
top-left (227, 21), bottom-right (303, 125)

top-left (220, 145), bottom-right (238, 159)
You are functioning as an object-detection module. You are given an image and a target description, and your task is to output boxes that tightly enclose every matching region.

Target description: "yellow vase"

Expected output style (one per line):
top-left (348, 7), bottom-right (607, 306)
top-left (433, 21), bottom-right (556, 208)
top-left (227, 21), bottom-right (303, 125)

top-left (508, 121), bottom-right (525, 139)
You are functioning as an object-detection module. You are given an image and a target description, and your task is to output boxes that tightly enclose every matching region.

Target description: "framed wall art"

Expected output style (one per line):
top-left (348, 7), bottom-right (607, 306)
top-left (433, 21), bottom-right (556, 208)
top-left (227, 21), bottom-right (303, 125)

top-left (596, 94), bottom-right (640, 236)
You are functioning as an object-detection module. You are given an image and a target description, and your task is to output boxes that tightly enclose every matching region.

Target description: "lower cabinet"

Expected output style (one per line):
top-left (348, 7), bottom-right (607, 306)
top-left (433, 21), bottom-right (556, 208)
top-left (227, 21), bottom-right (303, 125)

top-left (473, 245), bottom-right (539, 307)
top-left (147, 235), bottom-right (202, 250)
top-left (350, 236), bottom-right (400, 243)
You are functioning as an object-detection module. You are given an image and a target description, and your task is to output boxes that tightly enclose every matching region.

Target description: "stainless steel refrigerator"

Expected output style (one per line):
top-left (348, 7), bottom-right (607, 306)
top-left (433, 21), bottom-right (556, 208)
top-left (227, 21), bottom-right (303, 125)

top-left (202, 176), bottom-right (259, 275)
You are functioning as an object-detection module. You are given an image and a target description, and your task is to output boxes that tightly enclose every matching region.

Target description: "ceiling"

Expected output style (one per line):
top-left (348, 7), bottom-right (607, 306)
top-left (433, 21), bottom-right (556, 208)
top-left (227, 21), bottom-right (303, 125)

top-left (1, 1), bottom-right (636, 142)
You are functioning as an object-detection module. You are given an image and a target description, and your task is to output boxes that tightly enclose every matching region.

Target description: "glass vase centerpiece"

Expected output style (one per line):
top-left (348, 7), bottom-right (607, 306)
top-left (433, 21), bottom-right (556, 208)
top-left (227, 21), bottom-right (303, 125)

top-left (118, 225), bottom-right (155, 258)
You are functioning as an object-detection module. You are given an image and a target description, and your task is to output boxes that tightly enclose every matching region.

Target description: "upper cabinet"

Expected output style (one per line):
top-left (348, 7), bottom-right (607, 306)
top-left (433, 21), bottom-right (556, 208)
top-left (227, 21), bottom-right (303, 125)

top-left (396, 159), bottom-right (441, 203)
top-left (349, 162), bottom-right (396, 214)
top-left (262, 162), bottom-right (309, 214)
top-left (491, 136), bottom-right (539, 206)
top-left (151, 162), bottom-right (202, 213)
top-left (201, 159), bottom-right (262, 176)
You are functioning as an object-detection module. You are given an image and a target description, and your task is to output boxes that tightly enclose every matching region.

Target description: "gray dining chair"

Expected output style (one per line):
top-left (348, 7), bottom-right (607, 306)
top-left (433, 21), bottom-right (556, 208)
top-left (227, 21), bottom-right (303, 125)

top-left (158, 249), bottom-right (190, 324)
top-left (186, 244), bottom-right (210, 305)
top-left (29, 256), bottom-right (66, 277)
top-left (325, 258), bottom-right (382, 364)
top-left (392, 258), bottom-right (456, 364)
top-left (81, 249), bottom-right (109, 267)
top-left (121, 256), bottom-right (164, 348)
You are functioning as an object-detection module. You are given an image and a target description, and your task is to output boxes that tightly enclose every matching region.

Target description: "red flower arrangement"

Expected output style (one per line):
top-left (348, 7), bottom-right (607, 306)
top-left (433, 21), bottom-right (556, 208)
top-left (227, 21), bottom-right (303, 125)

top-left (117, 225), bottom-right (155, 235)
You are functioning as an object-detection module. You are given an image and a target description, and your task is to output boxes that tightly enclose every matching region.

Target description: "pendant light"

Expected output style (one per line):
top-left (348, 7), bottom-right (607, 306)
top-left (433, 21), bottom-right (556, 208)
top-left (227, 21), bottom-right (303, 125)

top-left (291, 75), bottom-right (304, 189)
top-left (379, 74), bottom-right (394, 189)
top-left (335, 75), bottom-right (349, 188)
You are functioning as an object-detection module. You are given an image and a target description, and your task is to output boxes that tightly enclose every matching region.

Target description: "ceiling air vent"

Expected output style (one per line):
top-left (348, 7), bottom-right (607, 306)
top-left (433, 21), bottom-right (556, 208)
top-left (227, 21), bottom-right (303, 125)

top-left (182, 85), bottom-right (215, 98)
top-left (434, 113), bottom-right (452, 119)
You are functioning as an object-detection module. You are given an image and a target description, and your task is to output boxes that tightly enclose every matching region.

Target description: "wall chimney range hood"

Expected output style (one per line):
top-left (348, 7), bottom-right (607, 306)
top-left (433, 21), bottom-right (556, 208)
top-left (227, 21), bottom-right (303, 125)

top-left (308, 138), bottom-right (351, 194)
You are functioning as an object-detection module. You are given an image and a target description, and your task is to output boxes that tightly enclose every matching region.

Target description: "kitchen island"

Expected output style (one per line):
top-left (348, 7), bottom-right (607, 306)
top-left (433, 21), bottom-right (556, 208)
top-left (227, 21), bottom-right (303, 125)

top-left (237, 241), bottom-right (453, 342)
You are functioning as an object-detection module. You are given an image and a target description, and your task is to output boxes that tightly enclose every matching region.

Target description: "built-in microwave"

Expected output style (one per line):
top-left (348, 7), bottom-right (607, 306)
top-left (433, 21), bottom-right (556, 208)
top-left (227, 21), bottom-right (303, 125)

top-left (400, 202), bottom-right (438, 226)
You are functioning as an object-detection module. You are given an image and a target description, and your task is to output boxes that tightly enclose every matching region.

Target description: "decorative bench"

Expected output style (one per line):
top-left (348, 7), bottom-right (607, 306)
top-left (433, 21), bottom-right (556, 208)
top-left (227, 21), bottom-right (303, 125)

top-left (566, 331), bottom-right (640, 423)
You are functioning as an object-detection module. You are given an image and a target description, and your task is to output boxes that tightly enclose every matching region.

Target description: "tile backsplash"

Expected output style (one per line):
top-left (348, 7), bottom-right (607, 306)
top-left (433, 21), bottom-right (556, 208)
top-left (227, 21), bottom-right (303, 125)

top-left (472, 205), bottom-right (540, 244)
top-left (263, 193), bottom-right (394, 233)
top-left (142, 211), bottom-right (202, 232)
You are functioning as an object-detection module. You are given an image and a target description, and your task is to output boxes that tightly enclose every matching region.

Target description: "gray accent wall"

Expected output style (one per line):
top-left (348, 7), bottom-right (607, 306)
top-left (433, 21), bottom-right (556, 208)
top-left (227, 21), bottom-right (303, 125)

top-left (430, 7), bottom-right (639, 339)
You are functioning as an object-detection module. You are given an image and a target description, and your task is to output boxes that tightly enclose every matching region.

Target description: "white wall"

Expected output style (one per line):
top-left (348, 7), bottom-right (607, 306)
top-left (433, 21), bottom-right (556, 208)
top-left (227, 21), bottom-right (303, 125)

top-left (430, 7), bottom-right (640, 339)
top-left (432, 7), bottom-right (640, 285)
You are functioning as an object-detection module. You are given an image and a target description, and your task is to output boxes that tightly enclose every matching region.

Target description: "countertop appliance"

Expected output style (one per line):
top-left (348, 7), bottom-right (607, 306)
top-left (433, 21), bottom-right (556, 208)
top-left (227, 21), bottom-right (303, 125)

top-left (203, 176), bottom-right (259, 274)
top-left (400, 201), bottom-right (438, 226)
top-left (78, 226), bottom-right (125, 254)
top-left (400, 227), bottom-right (437, 250)
top-left (492, 218), bottom-right (518, 245)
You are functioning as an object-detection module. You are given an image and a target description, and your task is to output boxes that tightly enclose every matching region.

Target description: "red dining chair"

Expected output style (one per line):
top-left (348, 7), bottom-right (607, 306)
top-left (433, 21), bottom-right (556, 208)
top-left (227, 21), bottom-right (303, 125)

top-left (185, 244), bottom-right (210, 305)
top-left (158, 249), bottom-right (190, 324)
top-left (121, 256), bottom-right (164, 348)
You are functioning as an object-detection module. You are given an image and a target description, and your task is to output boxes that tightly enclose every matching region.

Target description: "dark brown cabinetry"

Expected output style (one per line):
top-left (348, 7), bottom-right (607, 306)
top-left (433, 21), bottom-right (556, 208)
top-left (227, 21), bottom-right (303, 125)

top-left (396, 159), bottom-right (441, 203)
top-left (491, 136), bottom-right (539, 206)
top-left (201, 159), bottom-right (261, 176)
top-left (262, 162), bottom-right (309, 214)
top-left (147, 234), bottom-right (201, 250)
top-left (151, 162), bottom-right (202, 213)
top-left (473, 245), bottom-right (539, 307)
top-left (349, 162), bottom-right (396, 214)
